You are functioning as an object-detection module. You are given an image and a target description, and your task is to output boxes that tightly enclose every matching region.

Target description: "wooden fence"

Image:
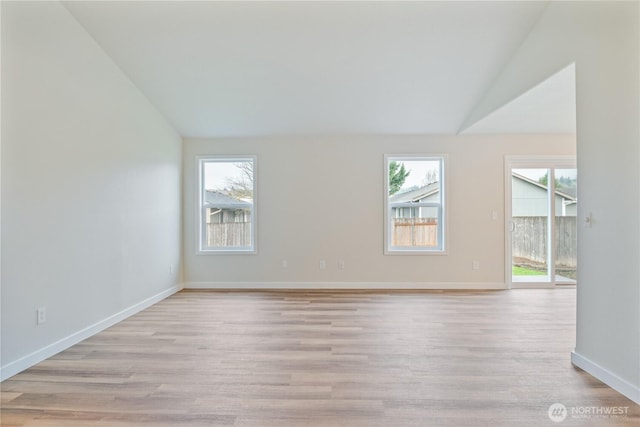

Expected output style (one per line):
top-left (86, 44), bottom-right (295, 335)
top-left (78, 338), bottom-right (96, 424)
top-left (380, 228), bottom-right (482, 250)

top-left (207, 222), bottom-right (251, 247)
top-left (208, 219), bottom-right (439, 248)
top-left (392, 218), bottom-right (438, 247)
top-left (207, 217), bottom-right (576, 264)
top-left (512, 216), bottom-right (577, 268)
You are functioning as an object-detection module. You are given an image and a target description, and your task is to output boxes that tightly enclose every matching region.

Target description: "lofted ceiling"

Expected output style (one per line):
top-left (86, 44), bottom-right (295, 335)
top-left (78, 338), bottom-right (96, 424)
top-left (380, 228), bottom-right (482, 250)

top-left (62, 1), bottom-right (574, 138)
top-left (462, 62), bottom-right (576, 134)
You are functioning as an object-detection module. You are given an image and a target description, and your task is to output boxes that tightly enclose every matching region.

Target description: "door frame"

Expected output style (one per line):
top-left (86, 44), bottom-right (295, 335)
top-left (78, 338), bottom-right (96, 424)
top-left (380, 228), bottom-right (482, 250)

top-left (505, 155), bottom-right (577, 289)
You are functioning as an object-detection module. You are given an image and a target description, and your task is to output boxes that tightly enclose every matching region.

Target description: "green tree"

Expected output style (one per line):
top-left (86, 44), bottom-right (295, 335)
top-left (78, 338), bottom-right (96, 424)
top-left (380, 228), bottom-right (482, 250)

top-left (538, 173), bottom-right (561, 189)
top-left (389, 161), bottom-right (410, 195)
top-left (538, 173), bottom-right (548, 186)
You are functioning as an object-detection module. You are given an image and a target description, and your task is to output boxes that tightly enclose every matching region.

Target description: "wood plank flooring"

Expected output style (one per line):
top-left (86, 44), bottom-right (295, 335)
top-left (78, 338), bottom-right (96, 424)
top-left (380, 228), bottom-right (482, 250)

top-left (2, 289), bottom-right (638, 426)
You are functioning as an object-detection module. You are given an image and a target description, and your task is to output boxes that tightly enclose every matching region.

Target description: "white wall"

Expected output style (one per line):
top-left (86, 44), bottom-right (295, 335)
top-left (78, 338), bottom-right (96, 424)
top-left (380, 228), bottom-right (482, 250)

top-left (465, 1), bottom-right (639, 403)
top-left (183, 135), bottom-right (574, 288)
top-left (1, 2), bottom-right (182, 378)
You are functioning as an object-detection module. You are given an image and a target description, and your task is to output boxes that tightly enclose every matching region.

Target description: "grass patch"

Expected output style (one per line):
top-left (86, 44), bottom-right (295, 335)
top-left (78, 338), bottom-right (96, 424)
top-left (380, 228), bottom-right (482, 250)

top-left (512, 266), bottom-right (546, 276)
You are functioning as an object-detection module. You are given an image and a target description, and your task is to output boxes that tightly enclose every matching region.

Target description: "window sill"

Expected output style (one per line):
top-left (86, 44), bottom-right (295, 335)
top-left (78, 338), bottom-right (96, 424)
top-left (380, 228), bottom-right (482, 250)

top-left (197, 248), bottom-right (257, 255)
top-left (385, 249), bottom-right (448, 256)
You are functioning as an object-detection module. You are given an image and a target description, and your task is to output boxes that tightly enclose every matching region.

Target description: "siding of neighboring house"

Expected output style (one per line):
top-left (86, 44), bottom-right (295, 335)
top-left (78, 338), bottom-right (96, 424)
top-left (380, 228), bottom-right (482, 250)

top-left (204, 190), bottom-right (252, 224)
top-left (389, 175), bottom-right (576, 221)
top-left (394, 194), bottom-right (439, 219)
top-left (511, 175), bottom-right (576, 217)
top-left (564, 202), bottom-right (577, 216)
top-left (390, 182), bottom-right (440, 219)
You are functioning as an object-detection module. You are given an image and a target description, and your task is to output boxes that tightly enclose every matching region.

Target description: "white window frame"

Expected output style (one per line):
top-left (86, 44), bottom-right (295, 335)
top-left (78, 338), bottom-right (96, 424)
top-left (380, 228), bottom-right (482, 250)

top-left (384, 154), bottom-right (447, 255)
top-left (197, 155), bottom-right (257, 254)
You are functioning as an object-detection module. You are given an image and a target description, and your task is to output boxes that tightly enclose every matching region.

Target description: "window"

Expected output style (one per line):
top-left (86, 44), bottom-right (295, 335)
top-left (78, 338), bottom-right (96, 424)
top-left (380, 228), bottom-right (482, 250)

top-left (385, 155), bottom-right (446, 253)
top-left (198, 156), bottom-right (256, 253)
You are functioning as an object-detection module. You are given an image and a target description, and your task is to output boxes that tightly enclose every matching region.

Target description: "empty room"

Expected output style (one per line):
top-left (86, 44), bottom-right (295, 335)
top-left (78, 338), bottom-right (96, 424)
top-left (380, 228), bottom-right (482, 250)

top-left (1, 1), bottom-right (639, 426)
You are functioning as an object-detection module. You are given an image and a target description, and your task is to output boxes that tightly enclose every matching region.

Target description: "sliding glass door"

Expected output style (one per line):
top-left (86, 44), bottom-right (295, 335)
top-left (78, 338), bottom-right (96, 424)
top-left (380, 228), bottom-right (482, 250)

top-left (506, 158), bottom-right (577, 287)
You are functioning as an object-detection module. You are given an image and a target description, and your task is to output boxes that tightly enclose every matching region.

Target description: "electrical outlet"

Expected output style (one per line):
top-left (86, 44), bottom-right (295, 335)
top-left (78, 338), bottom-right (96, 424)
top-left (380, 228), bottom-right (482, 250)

top-left (37, 307), bottom-right (46, 325)
top-left (281, 259), bottom-right (288, 269)
top-left (338, 260), bottom-right (345, 270)
top-left (319, 260), bottom-right (326, 270)
top-left (169, 264), bottom-right (174, 274)
top-left (472, 260), bottom-right (480, 270)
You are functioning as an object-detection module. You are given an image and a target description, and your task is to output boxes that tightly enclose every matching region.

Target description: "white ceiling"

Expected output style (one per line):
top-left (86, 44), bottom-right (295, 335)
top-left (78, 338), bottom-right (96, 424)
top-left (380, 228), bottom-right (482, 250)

top-left (63, 1), bottom-right (574, 138)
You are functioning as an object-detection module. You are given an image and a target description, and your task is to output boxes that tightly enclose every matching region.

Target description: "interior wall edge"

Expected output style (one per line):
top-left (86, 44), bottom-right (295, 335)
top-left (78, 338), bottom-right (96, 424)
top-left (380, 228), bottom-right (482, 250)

top-left (571, 351), bottom-right (640, 405)
top-left (0, 284), bottom-right (181, 382)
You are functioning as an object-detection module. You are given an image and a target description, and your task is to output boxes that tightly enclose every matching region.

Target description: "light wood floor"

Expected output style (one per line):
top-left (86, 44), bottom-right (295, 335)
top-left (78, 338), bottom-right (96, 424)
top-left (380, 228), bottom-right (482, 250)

top-left (2, 289), bottom-right (638, 426)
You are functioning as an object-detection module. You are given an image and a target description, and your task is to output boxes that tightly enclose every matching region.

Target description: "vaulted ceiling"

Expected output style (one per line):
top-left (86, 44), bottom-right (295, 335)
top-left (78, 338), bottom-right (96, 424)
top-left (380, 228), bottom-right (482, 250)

top-left (63, 1), bottom-right (575, 138)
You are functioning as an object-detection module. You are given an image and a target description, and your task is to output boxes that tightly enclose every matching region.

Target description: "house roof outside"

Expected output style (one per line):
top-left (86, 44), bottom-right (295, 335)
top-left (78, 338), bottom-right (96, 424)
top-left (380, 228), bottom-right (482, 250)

top-left (512, 172), bottom-right (576, 201)
top-left (204, 190), bottom-right (251, 209)
top-left (390, 181), bottom-right (440, 203)
top-left (389, 174), bottom-right (577, 205)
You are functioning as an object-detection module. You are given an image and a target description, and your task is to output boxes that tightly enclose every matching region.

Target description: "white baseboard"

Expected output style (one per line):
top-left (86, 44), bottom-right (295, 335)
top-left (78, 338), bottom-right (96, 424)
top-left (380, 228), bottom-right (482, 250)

top-left (571, 351), bottom-right (640, 405)
top-left (184, 281), bottom-right (507, 290)
top-left (0, 284), bottom-right (182, 382)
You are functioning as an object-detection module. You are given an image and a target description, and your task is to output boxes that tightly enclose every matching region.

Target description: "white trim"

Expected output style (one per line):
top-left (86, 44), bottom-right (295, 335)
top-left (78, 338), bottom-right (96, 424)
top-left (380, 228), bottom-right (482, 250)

top-left (571, 351), bottom-right (640, 405)
top-left (0, 285), bottom-right (182, 382)
top-left (184, 281), bottom-right (506, 290)
top-left (510, 282), bottom-right (556, 289)
top-left (504, 157), bottom-right (513, 288)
